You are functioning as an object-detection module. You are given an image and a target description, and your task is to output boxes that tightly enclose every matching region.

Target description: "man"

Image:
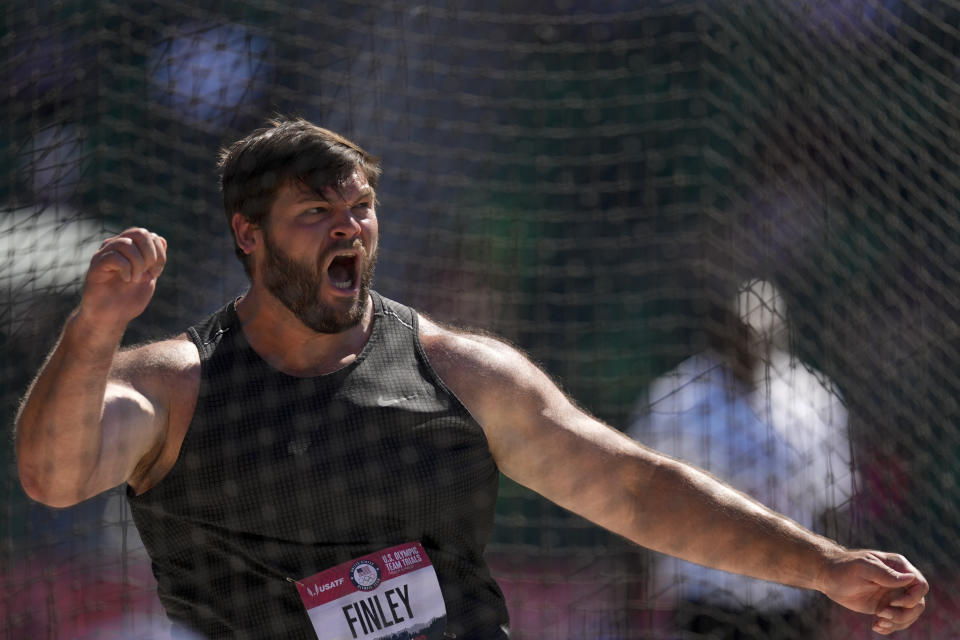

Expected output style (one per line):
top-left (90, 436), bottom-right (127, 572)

top-left (16, 118), bottom-right (927, 639)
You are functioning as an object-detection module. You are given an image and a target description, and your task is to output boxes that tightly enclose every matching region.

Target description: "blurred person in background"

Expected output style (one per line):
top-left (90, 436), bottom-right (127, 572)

top-left (16, 120), bottom-right (925, 639)
top-left (629, 279), bottom-right (854, 639)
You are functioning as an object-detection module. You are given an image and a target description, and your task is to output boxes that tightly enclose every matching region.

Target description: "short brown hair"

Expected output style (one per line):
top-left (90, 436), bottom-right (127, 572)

top-left (217, 117), bottom-right (382, 277)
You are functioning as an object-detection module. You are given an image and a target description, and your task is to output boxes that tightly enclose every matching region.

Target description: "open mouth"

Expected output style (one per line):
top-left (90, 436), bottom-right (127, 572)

top-left (326, 252), bottom-right (360, 291)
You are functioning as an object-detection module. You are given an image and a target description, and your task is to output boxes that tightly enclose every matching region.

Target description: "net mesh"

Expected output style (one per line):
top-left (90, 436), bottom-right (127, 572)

top-left (3, 1), bottom-right (959, 638)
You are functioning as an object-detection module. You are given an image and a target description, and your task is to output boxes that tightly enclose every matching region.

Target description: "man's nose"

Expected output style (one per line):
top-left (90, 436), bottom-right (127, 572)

top-left (330, 208), bottom-right (361, 238)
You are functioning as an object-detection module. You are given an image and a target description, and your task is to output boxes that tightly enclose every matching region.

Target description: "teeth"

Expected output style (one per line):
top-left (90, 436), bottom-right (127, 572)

top-left (331, 279), bottom-right (354, 290)
top-left (328, 252), bottom-right (358, 290)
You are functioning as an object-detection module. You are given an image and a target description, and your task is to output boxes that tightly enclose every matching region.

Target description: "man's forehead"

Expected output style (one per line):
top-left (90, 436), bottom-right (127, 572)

top-left (288, 170), bottom-right (373, 202)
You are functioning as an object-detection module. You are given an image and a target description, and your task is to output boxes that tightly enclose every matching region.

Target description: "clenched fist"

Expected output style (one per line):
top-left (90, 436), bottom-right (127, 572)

top-left (818, 549), bottom-right (928, 635)
top-left (79, 227), bottom-right (167, 332)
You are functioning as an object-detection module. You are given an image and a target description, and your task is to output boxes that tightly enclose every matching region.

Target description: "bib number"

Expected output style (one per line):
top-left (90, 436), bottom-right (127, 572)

top-left (295, 542), bottom-right (446, 640)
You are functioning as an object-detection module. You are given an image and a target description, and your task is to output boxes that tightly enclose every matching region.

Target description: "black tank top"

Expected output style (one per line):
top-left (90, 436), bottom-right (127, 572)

top-left (127, 292), bottom-right (508, 639)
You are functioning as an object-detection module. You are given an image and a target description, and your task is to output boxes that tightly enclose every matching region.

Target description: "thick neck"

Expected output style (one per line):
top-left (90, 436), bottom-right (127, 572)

top-left (234, 284), bottom-right (375, 377)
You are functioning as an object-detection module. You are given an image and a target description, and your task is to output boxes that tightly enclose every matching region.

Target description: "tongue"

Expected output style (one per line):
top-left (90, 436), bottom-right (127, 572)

top-left (328, 259), bottom-right (352, 285)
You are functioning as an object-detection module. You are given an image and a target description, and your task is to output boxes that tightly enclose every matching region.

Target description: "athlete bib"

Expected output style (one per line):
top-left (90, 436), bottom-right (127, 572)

top-left (295, 542), bottom-right (447, 640)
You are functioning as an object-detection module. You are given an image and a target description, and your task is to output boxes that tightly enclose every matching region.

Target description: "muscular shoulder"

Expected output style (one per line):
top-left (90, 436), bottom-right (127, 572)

top-left (111, 333), bottom-right (200, 390)
top-left (417, 314), bottom-right (576, 437)
top-left (417, 314), bottom-right (530, 392)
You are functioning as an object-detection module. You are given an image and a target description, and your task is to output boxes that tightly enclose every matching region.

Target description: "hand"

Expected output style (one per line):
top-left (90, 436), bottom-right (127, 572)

top-left (79, 227), bottom-right (167, 331)
top-left (818, 549), bottom-right (928, 634)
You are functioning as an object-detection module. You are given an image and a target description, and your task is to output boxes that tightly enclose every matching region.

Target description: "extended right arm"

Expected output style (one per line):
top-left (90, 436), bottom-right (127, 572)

top-left (15, 228), bottom-right (170, 507)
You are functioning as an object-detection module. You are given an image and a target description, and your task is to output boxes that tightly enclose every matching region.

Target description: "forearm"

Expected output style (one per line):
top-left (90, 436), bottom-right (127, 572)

top-left (15, 308), bottom-right (125, 506)
top-left (631, 453), bottom-right (843, 592)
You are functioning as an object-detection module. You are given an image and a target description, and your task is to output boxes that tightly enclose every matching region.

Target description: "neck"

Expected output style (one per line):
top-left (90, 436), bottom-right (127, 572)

top-left (234, 284), bottom-right (375, 377)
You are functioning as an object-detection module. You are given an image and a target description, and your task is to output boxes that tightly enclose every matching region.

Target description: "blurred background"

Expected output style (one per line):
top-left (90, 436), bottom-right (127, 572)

top-left (2, 1), bottom-right (959, 638)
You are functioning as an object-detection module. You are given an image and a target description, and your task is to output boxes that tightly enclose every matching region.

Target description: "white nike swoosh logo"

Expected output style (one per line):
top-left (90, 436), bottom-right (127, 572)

top-left (375, 394), bottom-right (418, 407)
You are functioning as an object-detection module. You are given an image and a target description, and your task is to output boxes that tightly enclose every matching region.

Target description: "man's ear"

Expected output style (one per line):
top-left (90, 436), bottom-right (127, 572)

top-left (231, 213), bottom-right (259, 255)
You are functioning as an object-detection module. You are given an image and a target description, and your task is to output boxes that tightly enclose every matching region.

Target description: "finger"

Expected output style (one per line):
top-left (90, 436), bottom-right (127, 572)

top-left (874, 616), bottom-right (915, 635)
top-left (890, 558), bottom-right (930, 607)
top-left (873, 618), bottom-right (895, 634)
top-left (876, 596), bottom-right (926, 632)
top-left (878, 552), bottom-right (924, 578)
top-left (105, 237), bottom-right (148, 282)
top-left (889, 579), bottom-right (930, 607)
top-left (877, 601), bottom-right (923, 622)
top-left (873, 618), bottom-right (897, 635)
top-left (122, 229), bottom-right (161, 280)
top-left (866, 554), bottom-right (922, 588)
top-left (149, 233), bottom-right (168, 278)
top-left (91, 249), bottom-right (134, 283)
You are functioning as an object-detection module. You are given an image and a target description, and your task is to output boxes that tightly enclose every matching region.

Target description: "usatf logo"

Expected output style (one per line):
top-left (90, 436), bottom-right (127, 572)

top-left (348, 560), bottom-right (382, 591)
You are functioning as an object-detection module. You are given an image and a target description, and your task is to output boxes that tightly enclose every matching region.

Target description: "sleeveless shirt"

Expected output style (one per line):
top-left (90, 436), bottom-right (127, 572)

top-left (127, 292), bottom-right (508, 639)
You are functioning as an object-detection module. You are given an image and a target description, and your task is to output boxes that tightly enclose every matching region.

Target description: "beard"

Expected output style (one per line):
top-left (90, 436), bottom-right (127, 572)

top-left (260, 230), bottom-right (377, 334)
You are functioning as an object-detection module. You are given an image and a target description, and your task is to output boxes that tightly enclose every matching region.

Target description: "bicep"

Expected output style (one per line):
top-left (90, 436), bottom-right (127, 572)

top-left (430, 330), bottom-right (660, 539)
top-left (485, 374), bottom-right (658, 539)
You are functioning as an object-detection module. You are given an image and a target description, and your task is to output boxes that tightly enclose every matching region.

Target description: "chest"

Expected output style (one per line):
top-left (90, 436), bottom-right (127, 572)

top-left (171, 359), bottom-right (498, 543)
